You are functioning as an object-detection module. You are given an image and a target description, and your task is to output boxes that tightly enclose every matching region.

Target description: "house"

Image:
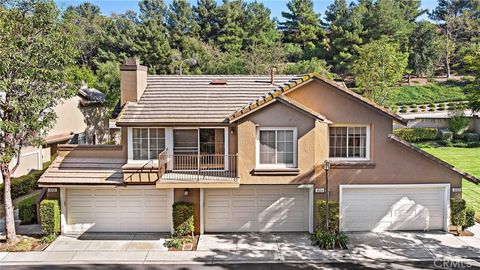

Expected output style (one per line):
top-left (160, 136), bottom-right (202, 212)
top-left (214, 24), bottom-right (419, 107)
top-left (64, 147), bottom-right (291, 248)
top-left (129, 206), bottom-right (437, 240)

top-left (38, 58), bottom-right (479, 235)
top-left (395, 109), bottom-right (480, 132)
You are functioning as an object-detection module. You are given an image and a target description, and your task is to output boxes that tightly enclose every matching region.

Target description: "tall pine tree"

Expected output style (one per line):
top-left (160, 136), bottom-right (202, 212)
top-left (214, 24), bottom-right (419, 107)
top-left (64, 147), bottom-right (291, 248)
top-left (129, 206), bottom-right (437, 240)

top-left (194, 0), bottom-right (219, 44)
top-left (214, 0), bottom-right (246, 52)
top-left (137, 0), bottom-right (171, 74)
top-left (167, 0), bottom-right (199, 50)
top-left (279, 0), bottom-right (324, 48)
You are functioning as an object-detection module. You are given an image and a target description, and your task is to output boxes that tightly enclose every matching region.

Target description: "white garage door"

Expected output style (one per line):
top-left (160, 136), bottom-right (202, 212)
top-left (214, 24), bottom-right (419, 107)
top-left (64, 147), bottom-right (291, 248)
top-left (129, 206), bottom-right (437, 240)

top-left (205, 185), bottom-right (310, 232)
top-left (66, 187), bottom-right (171, 233)
top-left (340, 184), bottom-right (448, 232)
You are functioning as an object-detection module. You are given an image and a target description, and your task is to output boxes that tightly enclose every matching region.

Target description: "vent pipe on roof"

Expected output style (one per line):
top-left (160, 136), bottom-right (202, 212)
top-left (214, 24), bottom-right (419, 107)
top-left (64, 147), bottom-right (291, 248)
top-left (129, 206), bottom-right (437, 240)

top-left (270, 67), bottom-right (276, 85)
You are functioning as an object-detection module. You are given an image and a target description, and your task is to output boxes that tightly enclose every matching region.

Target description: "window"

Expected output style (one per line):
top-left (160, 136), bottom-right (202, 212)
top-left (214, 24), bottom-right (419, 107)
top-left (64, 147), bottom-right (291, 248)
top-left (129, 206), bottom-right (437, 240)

top-left (329, 126), bottom-right (369, 159)
top-left (257, 128), bottom-right (297, 167)
top-left (132, 128), bottom-right (165, 160)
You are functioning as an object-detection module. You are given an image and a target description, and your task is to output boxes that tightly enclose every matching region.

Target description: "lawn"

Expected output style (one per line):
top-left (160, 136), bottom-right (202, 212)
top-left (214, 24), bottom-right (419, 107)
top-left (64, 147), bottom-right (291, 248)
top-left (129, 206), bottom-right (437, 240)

top-left (423, 147), bottom-right (480, 221)
top-left (390, 81), bottom-right (468, 105)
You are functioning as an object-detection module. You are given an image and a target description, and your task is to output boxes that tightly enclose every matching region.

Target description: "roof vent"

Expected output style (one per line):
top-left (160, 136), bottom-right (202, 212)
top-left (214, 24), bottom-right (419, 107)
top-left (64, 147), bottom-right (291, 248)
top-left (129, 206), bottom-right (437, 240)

top-left (210, 79), bottom-right (228, 85)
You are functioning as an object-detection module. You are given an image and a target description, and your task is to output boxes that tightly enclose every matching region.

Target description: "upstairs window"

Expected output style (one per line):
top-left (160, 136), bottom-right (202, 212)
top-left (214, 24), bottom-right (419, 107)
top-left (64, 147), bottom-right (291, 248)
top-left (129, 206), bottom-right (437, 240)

top-left (257, 127), bottom-right (297, 168)
top-left (329, 126), bottom-right (369, 160)
top-left (132, 128), bottom-right (165, 160)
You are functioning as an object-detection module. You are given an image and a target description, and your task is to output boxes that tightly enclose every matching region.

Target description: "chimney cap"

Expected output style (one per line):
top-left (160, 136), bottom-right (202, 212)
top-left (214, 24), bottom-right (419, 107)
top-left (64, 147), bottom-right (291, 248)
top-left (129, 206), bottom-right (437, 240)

top-left (124, 57), bottom-right (140, 65)
top-left (120, 57), bottom-right (147, 71)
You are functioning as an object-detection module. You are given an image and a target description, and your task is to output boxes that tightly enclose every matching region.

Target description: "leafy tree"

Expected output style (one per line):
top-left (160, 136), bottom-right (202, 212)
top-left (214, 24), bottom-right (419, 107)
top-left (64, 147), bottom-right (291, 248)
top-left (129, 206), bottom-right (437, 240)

top-left (242, 42), bottom-right (286, 75)
top-left (194, 0), bottom-right (219, 44)
top-left (94, 61), bottom-right (121, 111)
top-left (279, 0), bottom-right (324, 48)
top-left (430, 0), bottom-right (480, 77)
top-left (408, 21), bottom-right (442, 77)
top-left (62, 3), bottom-right (109, 68)
top-left (65, 66), bottom-right (97, 88)
top-left (353, 37), bottom-right (408, 105)
top-left (98, 11), bottom-right (140, 64)
top-left (282, 58), bottom-right (335, 79)
top-left (463, 53), bottom-right (480, 111)
top-left (167, 0), bottom-right (199, 50)
top-left (137, 0), bottom-right (171, 74)
top-left (0, 0), bottom-right (77, 243)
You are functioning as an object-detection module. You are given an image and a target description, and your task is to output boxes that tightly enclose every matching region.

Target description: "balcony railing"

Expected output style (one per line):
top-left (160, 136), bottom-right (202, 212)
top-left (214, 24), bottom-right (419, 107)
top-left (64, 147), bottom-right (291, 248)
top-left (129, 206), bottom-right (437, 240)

top-left (158, 150), bottom-right (237, 181)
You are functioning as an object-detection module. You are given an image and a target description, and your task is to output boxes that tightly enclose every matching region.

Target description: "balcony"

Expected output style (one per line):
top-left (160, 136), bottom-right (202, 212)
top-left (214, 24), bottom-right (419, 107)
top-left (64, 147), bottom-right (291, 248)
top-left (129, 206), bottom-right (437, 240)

top-left (156, 150), bottom-right (239, 188)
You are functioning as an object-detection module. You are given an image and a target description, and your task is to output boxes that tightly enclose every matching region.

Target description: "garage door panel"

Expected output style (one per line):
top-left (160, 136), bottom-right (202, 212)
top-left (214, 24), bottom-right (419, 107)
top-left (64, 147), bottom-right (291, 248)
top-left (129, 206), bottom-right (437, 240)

top-left (205, 185), bottom-right (309, 232)
top-left (341, 185), bottom-right (446, 232)
top-left (67, 187), bottom-right (171, 233)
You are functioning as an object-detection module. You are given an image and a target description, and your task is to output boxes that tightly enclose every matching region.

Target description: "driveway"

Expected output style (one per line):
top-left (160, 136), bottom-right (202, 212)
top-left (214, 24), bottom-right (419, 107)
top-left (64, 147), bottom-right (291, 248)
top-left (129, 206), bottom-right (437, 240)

top-left (347, 231), bottom-right (480, 260)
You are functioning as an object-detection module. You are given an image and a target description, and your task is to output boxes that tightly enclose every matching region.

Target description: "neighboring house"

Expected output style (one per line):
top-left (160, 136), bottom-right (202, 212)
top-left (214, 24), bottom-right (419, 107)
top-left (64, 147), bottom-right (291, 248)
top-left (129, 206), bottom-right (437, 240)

top-left (45, 85), bottom-right (112, 152)
top-left (38, 58), bottom-right (479, 235)
top-left (396, 110), bottom-right (480, 133)
top-left (0, 86), bottom-right (110, 183)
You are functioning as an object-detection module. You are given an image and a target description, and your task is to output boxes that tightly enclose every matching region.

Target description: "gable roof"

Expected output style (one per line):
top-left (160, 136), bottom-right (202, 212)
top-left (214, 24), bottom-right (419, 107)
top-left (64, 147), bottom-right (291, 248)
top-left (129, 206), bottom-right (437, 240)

top-left (388, 134), bottom-right (479, 184)
top-left (115, 75), bottom-right (299, 125)
top-left (228, 73), bottom-right (407, 125)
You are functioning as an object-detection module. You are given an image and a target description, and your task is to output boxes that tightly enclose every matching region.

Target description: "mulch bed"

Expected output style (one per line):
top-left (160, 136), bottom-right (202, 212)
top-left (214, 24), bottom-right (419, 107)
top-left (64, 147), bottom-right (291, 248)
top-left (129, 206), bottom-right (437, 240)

top-left (168, 235), bottom-right (199, 251)
top-left (0, 235), bottom-right (49, 252)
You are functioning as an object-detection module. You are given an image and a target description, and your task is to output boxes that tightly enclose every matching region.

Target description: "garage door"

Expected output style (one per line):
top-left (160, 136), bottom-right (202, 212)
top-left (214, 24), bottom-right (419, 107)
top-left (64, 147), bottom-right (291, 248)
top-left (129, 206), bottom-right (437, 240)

top-left (340, 184), bottom-right (448, 232)
top-left (205, 185), bottom-right (310, 232)
top-left (66, 187), bottom-right (171, 233)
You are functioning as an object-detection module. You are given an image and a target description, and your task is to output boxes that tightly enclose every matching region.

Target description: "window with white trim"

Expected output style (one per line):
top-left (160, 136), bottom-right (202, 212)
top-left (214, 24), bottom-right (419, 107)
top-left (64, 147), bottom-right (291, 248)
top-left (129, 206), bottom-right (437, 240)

top-left (132, 128), bottom-right (165, 160)
top-left (257, 128), bottom-right (296, 167)
top-left (329, 126), bottom-right (369, 159)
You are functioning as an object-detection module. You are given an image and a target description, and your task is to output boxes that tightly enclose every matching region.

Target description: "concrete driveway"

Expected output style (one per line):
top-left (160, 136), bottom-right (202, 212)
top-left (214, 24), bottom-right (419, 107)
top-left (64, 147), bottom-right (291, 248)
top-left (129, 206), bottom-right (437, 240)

top-left (46, 233), bottom-right (169, 252)
top-left (347, 231), bottom-right (480, 261)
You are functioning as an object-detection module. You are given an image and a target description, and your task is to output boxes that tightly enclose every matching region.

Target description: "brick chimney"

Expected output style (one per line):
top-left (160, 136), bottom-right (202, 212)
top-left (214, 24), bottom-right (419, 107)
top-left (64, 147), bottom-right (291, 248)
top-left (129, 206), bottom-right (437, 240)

top-left (120, 58), bottom-right (147, 106)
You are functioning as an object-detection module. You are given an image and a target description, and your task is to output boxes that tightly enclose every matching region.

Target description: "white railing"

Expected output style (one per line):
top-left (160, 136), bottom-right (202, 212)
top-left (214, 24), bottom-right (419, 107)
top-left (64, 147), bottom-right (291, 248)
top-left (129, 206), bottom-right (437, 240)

top-left (158, 153), bottom-right (237, 181)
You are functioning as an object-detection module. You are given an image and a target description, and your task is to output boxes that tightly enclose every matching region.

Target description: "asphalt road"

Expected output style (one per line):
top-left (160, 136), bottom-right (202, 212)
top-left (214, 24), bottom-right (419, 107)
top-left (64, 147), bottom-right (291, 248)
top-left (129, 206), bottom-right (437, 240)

top-left (2, 261), bottom-right (480, 270)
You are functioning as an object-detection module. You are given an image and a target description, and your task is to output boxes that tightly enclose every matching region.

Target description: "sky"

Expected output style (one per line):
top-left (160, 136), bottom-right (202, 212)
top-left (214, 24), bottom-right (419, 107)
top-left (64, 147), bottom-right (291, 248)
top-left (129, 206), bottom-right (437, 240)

top-left (55, 0), bottom-right (439, 20)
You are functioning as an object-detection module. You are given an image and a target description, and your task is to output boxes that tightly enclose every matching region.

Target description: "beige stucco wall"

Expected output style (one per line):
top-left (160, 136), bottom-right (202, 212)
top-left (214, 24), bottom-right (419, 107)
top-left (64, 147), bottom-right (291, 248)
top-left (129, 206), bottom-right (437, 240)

top-left (235, 79), bottom-right (462, 201)
top-left (120, 69), bottom-right (147, 106)
top-left (47, 96), bottom-right (110, 145)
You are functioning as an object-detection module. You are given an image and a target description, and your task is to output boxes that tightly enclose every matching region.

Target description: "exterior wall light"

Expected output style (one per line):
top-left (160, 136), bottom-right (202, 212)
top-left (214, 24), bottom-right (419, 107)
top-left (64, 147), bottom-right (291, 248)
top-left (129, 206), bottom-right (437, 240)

top-left (184, 188), bottom-right (190, 196)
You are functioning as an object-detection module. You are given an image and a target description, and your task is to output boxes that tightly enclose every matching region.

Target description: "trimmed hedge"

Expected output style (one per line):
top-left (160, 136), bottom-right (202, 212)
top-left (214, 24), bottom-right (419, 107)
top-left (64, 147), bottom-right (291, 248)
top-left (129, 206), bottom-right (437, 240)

top-left (393, 128), bottom-right (438, 142)
top-left (451, 198), bottom-right (466, 232)
top-left (18, 194), bottom-right (39, 224)
top-left (437, 129), bottom-right (453, 141)
top-left (172, 202), bottom-right (194, 237)
top-left (40, 200), bottom-right (60, 235)
top-left (466, 207), bottom-right (476, 228)
top-left (0, 170), bottom-right (42, 200)
top-left (465, 133), bottom-right (480, 142)
top-left (316, 200), bottom-right (339, 232)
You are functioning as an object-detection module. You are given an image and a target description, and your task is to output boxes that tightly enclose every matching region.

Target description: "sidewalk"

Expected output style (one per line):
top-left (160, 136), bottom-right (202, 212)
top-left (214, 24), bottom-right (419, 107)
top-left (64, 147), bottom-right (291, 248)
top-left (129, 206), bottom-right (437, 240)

top-left (0, 249), bottom-right (352, 265)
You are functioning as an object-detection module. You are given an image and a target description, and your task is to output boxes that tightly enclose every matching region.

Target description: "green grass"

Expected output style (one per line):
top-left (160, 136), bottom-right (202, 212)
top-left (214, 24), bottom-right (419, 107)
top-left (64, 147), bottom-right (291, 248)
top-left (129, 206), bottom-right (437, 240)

top-left (423, 147), bottom-right (480, 221)
top-left (391, 81), bottom-right (468, 105)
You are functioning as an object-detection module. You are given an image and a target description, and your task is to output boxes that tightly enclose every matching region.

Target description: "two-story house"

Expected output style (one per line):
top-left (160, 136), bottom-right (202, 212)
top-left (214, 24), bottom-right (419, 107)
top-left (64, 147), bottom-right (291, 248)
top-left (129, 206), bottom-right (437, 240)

top-left (38, 58), bottom-right (479, 235)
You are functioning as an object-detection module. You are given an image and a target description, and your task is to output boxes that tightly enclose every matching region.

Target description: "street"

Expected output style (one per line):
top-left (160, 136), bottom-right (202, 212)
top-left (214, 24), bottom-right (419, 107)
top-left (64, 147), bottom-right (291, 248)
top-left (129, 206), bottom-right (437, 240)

top-left (2, 261), bottom-right (480, 270)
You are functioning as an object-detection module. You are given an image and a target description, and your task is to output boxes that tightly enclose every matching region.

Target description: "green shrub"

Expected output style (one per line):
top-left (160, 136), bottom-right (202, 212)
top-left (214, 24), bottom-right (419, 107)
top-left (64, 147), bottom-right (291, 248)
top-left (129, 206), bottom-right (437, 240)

top-left (438, 139), bottom-right (453, 147)
top-left (164, 237), bottom-right (192, 249)
top-left (464, 133), bottom-right (480, 142)
top-left (466, 207), bottom-right (476, 228)
top-left (451, 198), bottom-right (466, 232)
top-left (19, 194), bottom-right (38, 224)
top-left (40, 200), bottom-right (60, 235)
top-left (316, 200), bottom-right (339, 232)
top-left (393, 128), bottom-right (438, 142)
top-left (172, 202), bottom-right (194, 237)
top-left (438, 103), bottom-right (446, 111)
top-left (310, 229), bottom-right (348, 250)
top-left (409, 103), bottom-right (417, 109)
top-left (399, 106), bottom-right (407, 113)
top-left (419, 104), bottom-right (426, 110)
top-left (437, 129), bottom-right (453, 141)
top-left (0, 170), bottom-right (43, 201)
top-left (448, 114), bottom-right (469, 136)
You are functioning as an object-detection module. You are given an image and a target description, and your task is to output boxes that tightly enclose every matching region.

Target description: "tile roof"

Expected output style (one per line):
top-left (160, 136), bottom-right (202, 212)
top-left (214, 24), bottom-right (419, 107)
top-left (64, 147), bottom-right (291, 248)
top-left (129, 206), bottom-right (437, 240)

top-left (388, 134), bottom-right (479, 184)
top-left (115, 75), bottom-right (300, 125)
top-left (228, 73), bottom-right (407, 125)
top-left (38, 156), bottom-right (125, 186)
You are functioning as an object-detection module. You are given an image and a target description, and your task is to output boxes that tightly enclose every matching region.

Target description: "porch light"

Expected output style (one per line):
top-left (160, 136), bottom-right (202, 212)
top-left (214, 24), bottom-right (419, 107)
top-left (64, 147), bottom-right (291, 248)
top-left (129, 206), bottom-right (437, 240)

top-left (184, 189), bottom-right (190, 196)
top-left (323, 160), bottom-right (331, 171)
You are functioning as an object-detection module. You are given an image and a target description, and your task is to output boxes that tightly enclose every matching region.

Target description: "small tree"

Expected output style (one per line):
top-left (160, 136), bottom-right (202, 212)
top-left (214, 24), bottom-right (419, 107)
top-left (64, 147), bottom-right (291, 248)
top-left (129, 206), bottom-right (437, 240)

top-left (0, 0), bottom-right (77, 243)
top-left (353, 37), bottom-right (408, 106)
top-left (463, 53), bottom-right (480, 112)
